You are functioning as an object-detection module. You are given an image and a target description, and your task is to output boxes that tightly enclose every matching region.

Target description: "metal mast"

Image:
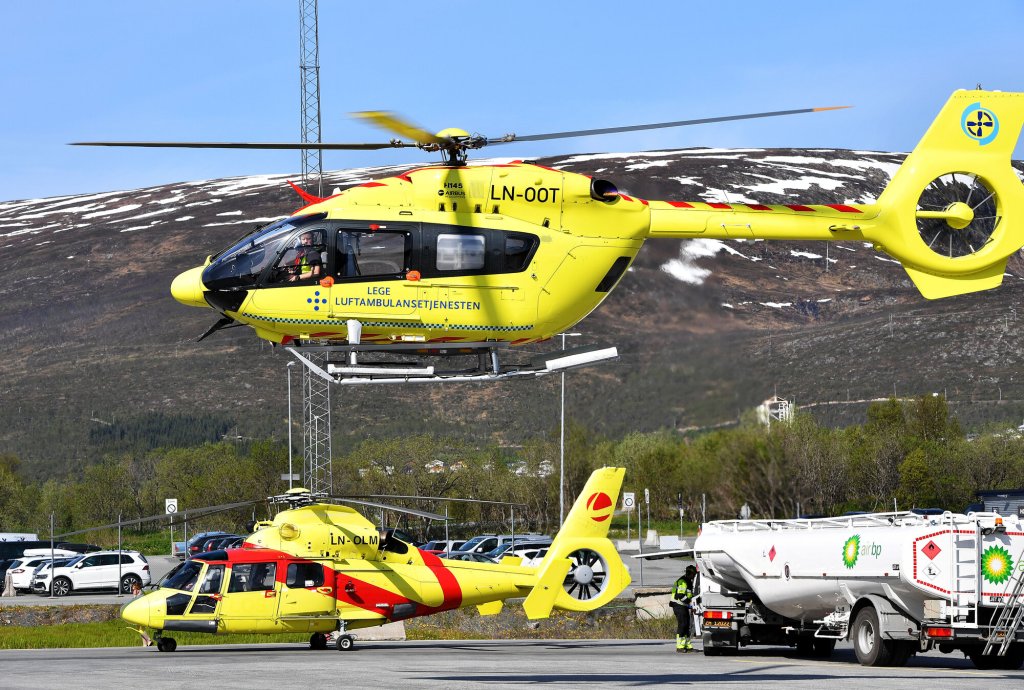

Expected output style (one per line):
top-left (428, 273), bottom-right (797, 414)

top-left (297, 0), bottom-right (332, 494)
top-left (299, 0), bottom-right (323, 196)
top-left (301, 354), bottom-right (332, 494)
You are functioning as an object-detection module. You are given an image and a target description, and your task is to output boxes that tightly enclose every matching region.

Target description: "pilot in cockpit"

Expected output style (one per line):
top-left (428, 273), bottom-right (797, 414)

top-left (290, 231), bottom-right (323, 282)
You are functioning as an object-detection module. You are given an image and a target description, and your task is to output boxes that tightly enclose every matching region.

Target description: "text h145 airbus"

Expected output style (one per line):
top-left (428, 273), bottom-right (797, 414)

top-left (81, 90), bottom-right (1024, 367)
top-left (117, 468), bottom-right (629, 653)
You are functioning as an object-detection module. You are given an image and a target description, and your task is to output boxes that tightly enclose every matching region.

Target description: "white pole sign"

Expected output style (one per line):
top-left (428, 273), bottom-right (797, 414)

top-left (622, 492), bottom-right (636, 512)
top-left (165, 499), bottom-right (178, 515)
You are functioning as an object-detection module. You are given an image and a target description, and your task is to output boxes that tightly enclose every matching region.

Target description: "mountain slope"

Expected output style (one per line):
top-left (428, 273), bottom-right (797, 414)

top-left (2, 150), bottom-right (1023, 477)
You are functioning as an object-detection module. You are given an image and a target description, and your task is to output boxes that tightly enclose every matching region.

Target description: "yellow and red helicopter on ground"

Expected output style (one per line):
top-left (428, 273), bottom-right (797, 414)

top-left (107, 467), bottom-right (628, 652)
top-left (79, 89), bottom-right (1024, 382)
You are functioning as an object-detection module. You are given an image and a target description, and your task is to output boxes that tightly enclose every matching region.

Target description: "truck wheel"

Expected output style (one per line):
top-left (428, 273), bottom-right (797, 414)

top-left (795, 636), bottom-right (814, 656)
top-left (852, 606), bottom-right (894, 666)
top-left (889, 641), bottom-right (913, 667)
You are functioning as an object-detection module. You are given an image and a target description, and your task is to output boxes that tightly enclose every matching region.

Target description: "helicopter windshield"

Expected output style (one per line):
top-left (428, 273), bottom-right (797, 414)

top-left (160, 560), bottom-right (203, 592)
top-left (203, 213), bottom-right (327, 291)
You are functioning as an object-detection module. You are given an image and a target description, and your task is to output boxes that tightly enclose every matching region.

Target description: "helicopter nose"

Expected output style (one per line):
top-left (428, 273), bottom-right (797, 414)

top-left (120, 596), bottom-right (151, 627)
top-left (171, 266), bottom-right (208, 308)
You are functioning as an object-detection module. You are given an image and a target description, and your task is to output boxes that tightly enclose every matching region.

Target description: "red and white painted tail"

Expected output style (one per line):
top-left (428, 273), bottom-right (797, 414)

top-left (522, 467), bottom-right (631, 619)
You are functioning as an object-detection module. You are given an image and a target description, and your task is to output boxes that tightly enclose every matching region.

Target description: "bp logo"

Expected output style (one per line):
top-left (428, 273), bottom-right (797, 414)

top-left (981, 545), bottom-right (1014, 585)
top-left (961, 102), bottom-right (999, 146)
top-left (842, 535), bottom-right (860, 569)
top-left (586, 492), bottom-right (613, 522)
top-left (307, 290), bottom-right (327, 312)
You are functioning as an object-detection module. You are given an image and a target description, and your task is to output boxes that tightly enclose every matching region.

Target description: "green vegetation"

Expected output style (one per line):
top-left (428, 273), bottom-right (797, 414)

top-left (0, 603), bottom-right (671, 649)
top-left (1, 396), bottom-right (1022, 542)
top-left (0, 619), bottom-right (310, 649)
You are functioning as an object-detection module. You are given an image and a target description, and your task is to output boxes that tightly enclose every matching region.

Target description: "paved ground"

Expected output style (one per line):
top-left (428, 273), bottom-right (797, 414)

top-left (0, 639), bottom-right (1018, 688)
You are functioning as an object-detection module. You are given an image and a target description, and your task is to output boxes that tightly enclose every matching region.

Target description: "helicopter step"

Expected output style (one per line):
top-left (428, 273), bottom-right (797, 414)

top-left (287, 340), bottom-right (618, 384)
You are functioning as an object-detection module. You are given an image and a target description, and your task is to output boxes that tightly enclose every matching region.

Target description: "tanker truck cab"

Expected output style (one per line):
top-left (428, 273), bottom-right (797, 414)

top-left (694, 511), bottom-right (1024, 669)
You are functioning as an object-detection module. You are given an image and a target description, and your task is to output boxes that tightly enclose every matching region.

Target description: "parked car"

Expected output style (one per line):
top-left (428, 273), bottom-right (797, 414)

top-left (459, 533), bottom-right (549, 555)
top-left (7, 556), bottom-right (64, 593)
top-left (206, 535), bottom-right (243, 551)
top-left (438, 551), bottom-right (498, 564)
top-left (185, 531), bottom-right (233, 558)
top-left (486, 540), bottom-right (553, 562)
top-left (418, 539), bottom-right (466, 555)
top-left (44, 550), bottom-right (151, 596)
top-left (29, 558), bottom-right (76, 593)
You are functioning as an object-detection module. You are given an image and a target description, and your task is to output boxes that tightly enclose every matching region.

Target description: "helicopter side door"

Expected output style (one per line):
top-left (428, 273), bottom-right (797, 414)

top-left (328, 222), bottom-right (417, 320)
top-left (217, 561), bottom-right (279, 633)
top-left (245, 225), bottom-right (333, 321)
top-left (277, 560), bottom-right (337, 622)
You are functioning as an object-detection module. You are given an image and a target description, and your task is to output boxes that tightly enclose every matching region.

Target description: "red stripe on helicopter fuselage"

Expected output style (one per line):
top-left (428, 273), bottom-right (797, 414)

top-left (206, 547), bottom-right (462, 620)
top-left (419, 550), bottom-right (463, 612)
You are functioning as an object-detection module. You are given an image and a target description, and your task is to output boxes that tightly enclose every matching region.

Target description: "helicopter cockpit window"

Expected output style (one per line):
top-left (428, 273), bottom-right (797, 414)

top-left (436, 234), bottom-right (485, 271)
top-left (267, 229), bottom-right (327, 284)
top-left (202, 213), bottom-right (326, 291)
top-left (335, 229), bottom-right (410, 279)
top-left (285, 562), bottom-right (325, 588)
top-left (161, 560), bottom-right (203, 592)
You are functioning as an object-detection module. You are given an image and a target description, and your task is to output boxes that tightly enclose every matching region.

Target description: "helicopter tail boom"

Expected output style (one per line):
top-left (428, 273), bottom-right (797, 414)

top-left (645, 89), bottom-right (1024, 299)
top-left (522, 467), bottom-right (631, 619)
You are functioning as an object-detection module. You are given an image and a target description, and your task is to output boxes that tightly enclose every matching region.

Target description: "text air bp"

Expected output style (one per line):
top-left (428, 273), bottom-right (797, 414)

top-left (336, 286), bottom-right (481, 311)
top-left (490, 185), bottom-right (560, 203)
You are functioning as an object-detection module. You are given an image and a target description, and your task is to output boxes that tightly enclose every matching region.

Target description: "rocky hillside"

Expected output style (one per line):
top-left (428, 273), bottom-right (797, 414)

top-left (2, 149), bottom-right (1023, 477)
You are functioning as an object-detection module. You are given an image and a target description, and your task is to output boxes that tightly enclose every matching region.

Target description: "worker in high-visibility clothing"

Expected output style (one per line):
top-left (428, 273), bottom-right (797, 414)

top-left (670, 564), bottom-right (697, 652)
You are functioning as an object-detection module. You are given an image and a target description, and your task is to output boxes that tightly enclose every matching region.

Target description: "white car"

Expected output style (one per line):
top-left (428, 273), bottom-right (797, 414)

top-left (7, 556), bottom-right (55, 593)
top-left (44, 551), bottom-right (151, 596)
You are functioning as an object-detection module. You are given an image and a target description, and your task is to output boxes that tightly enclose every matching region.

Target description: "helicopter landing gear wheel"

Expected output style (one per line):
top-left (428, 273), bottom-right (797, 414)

top-left (335, 634), bottom-right (354, 651)
top-left (916, 172), bottom-right (1000, 258)
top-left (156, 637), bottom-right (177, 653)
top-left (309, 633), bottom-right (328, 650)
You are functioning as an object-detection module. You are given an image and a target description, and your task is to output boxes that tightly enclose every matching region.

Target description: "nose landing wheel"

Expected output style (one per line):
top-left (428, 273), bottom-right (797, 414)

top-left (335, 634), bottom-right (354, 651)
top-left (156, 637), bottom-right (177, 652)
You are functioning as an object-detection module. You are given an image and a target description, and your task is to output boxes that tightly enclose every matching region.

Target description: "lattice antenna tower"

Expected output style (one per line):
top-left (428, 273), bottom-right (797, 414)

top-left (299, 0), bottom-right (323, 196)
top-left (297, 0), bottom-right (332, 494)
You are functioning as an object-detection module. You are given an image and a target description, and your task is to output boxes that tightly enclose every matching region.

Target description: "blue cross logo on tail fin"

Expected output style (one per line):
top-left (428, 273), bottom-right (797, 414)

top-left (961, 102), bottom-right (999, 146)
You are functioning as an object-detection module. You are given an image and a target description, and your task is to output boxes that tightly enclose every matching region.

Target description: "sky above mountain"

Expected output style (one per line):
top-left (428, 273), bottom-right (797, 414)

top-left (3, 0), bottom-right (1023, 202)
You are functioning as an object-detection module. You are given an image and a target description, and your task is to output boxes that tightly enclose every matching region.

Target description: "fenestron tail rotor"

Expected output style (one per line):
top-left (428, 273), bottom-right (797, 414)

top-left (916, 173), bottom-right (1001, 258)
top-left (562, 548), bottom-right (609, 601)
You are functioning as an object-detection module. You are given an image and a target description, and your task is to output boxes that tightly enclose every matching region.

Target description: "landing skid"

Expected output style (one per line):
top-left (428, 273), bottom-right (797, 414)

top-left (286, 341), bottom-right (618, 384)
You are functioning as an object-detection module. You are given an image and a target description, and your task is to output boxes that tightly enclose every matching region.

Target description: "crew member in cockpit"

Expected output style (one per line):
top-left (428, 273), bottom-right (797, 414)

top-left (290, 231), bottom-right (323, 282)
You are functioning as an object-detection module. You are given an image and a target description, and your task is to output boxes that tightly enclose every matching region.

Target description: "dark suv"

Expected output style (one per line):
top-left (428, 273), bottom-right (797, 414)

top-left (185, 531), bottom-right (232, 558)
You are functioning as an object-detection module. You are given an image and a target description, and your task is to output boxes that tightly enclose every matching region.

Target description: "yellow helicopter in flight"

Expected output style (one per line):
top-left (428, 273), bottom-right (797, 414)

top-left (106, 467), bottom-right (628, 653)
top-left (79, 89), bottom-right (1024, 381)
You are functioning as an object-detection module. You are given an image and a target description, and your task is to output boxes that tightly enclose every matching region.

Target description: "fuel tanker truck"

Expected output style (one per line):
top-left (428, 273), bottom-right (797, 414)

top-left (692, 510), bottom-right (1024, 669)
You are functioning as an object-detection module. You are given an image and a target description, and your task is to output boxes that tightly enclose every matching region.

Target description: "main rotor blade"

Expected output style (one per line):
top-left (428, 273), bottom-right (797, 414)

top-left (53, 499), bottom-right (263, 539)
top-left (352, 111), bottom-right (444, 145)
top-left (71, 141), bottom-right (418, 150)
top-left (354, 494), bottom-right (527, 508)
top-left (489, 106), bottom-right (851, 144)
top-left (327, 496), bottom-right (448, 522)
